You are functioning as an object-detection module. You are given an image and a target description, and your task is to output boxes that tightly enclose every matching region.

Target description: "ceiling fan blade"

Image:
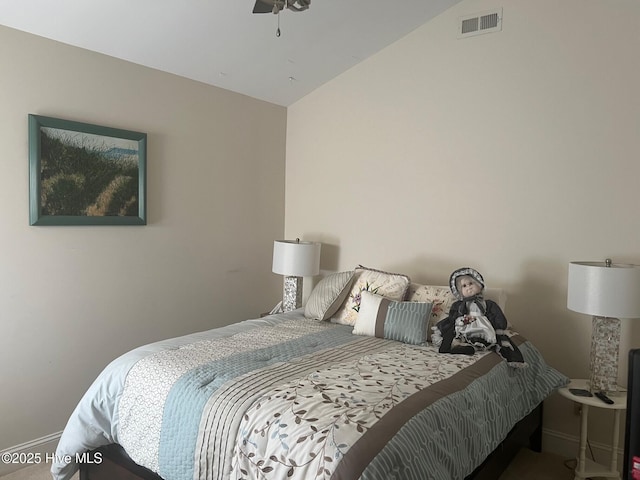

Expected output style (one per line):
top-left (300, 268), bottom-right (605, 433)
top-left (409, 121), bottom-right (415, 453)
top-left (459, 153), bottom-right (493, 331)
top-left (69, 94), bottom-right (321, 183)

top-left (253, 0), bottom-right (275, 13)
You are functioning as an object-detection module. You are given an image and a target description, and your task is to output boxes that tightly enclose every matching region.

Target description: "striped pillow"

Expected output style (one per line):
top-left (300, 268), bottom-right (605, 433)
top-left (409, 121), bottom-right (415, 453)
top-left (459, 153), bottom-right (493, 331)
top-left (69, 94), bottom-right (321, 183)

top-left (304, 271), bottom-right (356, 321)
top-left (352, 291), bottom-right (432, 345)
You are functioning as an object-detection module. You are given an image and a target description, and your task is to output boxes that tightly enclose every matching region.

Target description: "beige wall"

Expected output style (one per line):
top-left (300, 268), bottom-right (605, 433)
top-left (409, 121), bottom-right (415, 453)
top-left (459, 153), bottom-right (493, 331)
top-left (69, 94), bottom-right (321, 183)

top-left (286, 0), bottom-right (640, 455)
top-left (0, 25), bottom-right (286, 453)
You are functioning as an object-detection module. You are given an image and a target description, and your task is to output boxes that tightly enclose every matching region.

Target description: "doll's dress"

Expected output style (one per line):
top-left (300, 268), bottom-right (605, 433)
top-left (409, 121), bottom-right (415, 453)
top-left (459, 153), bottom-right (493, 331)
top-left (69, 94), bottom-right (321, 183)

top-left (454, 301), bottom-right (496, 349)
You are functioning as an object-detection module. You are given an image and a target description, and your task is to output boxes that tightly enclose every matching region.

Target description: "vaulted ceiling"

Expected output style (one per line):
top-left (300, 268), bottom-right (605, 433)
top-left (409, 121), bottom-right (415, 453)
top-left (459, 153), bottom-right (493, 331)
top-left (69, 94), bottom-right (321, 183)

top-left (0, 0), bottom-right (463, 106)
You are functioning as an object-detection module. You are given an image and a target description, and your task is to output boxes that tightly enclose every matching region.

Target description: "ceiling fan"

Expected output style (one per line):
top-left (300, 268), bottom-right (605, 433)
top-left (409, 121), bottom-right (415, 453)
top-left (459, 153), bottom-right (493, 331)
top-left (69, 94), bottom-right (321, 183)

top-left (252, 0), bottom-right (311, 14)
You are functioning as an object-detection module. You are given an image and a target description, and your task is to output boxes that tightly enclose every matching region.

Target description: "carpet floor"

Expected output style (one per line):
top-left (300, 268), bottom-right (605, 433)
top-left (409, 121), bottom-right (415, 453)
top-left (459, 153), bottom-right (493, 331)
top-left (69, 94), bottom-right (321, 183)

top-left (1, 449), bottom-right (580, 480)
top-left (499, 449), bottom-right (575, 479)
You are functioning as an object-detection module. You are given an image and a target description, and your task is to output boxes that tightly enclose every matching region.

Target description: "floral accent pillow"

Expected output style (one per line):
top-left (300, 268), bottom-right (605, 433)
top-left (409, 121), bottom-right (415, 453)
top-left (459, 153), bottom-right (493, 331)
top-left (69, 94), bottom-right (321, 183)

top-left (331, 266), bottom-right (411, 326)
top-left (405, 284), bottom-right (456, 342)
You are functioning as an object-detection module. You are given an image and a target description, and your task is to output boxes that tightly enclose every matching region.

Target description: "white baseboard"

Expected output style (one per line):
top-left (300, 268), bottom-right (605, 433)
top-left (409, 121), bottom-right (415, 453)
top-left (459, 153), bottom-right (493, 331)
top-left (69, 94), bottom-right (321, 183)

top-left (0, 431), bottom-right (62, 477)
top-left (542, 428), bottom-right (624, 469)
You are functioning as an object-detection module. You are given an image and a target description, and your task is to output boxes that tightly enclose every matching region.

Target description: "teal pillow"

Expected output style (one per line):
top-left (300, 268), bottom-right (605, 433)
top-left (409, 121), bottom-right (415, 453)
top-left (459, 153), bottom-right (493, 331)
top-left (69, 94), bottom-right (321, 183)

top-left (352, 291), bottom-right (432, 345)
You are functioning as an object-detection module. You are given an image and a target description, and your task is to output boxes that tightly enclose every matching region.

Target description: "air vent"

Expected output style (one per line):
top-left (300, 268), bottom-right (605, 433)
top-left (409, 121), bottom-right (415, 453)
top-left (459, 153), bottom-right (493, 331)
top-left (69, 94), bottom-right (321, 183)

top-left (458, 8), bottom-right (502, 38)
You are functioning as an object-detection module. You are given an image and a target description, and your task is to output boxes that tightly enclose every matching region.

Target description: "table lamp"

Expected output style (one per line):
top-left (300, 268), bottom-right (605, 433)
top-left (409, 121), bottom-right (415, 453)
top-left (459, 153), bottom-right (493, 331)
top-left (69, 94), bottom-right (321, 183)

top-left (567, 259), bottom-right (640, 393)
top-left (272, 239), bottom-right (321, 312)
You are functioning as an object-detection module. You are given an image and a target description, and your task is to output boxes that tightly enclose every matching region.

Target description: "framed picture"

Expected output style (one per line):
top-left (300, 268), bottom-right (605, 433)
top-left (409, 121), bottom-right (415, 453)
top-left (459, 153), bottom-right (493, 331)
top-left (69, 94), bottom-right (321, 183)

top-left (28, 114), bottom-right (147, 226)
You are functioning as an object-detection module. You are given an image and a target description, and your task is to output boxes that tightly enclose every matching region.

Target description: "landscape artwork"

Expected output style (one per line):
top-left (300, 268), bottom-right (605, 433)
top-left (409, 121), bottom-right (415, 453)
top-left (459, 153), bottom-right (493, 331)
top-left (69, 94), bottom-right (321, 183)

top-left (28, 115), bottom-right (147, 225)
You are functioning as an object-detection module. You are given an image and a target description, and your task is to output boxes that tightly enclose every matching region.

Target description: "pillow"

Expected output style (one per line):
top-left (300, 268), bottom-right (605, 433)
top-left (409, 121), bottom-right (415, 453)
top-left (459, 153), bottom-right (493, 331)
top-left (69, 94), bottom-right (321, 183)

top-left (304, 271), bottom-right (356, 321)
top-left (352, 291), bottom-right (432, 345)
top-left (406, 283), bottom-right (508, 341)
top-left (405, 284), bottom-right (456, 342)
top-left (332, 265), bottom-right (411, 326)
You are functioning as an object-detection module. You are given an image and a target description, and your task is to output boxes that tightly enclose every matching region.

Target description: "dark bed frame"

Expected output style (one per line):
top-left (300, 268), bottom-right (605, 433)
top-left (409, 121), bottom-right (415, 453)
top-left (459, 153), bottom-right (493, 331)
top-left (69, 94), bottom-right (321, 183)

top-left (79, 403), bottom-right (543, 480)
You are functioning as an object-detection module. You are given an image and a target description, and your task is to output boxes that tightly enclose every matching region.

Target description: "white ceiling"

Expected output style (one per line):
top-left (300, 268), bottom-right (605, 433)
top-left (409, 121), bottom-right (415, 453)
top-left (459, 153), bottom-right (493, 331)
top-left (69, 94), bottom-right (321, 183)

top-left (0, 0), bottom-right (463, 106)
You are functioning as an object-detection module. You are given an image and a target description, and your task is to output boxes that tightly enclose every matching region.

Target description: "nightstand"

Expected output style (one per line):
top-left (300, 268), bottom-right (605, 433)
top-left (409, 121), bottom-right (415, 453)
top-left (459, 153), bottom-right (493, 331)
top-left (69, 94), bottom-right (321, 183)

top-left (558, 379), bottom-right (627, 480)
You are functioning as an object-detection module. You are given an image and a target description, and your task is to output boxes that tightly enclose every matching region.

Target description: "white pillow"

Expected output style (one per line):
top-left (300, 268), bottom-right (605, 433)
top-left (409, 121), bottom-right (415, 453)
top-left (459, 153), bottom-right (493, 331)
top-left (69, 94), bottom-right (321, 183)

top-left (352, 291), bottom-right (432, 345)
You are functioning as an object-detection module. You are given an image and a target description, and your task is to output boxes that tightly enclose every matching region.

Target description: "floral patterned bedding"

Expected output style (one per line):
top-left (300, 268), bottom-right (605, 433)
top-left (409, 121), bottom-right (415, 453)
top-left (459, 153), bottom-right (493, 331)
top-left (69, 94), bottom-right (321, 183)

top-left (53, 310), bottom-right (567, 480)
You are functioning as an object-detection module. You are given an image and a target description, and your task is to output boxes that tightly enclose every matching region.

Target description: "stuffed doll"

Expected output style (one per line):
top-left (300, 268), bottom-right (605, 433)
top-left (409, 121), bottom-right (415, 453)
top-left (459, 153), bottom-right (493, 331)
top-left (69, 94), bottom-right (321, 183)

top-left (431, 267), bottom-right (527, 368)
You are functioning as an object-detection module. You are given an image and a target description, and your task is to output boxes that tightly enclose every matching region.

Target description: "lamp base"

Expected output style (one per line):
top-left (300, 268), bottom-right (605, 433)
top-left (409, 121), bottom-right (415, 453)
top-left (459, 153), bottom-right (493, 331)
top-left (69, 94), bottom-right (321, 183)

top-left (282, 276), bottom-right (302, 312)
top-left (589, 316), bottom-right (621, 393)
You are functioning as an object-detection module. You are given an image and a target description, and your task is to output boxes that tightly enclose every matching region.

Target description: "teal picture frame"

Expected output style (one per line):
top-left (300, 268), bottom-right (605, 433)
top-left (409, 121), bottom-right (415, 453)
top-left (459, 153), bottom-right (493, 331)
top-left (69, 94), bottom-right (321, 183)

top-left (28, 114), bottom-right (147, 226)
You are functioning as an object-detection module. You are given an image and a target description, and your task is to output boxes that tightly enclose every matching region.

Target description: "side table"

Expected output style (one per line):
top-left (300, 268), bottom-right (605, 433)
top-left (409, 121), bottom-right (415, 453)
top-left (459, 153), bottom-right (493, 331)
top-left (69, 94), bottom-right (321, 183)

top-left (558, 379), bottom-right (627, 480)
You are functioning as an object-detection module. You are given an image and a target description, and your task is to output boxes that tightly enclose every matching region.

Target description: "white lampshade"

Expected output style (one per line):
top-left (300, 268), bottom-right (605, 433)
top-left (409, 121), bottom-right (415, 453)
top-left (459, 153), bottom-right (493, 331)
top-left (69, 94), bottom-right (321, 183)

top-left (568, 261), bottom-right (640, 318)
top-left (568, 260), bottom-right (640, 393)
top-left (272, 240), bottom-right (321, 277)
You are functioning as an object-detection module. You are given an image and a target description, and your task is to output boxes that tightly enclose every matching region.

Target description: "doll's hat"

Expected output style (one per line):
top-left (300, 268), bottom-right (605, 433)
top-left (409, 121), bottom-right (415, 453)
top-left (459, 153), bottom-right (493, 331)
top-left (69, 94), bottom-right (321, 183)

top-left (449, 267), bottom-right (485, 299)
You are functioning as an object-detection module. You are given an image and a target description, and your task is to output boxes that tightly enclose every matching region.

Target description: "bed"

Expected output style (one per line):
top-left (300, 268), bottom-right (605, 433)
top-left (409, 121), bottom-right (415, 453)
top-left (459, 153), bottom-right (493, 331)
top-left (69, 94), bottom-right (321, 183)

top-left (52, 268), bottom-right (568, 480)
